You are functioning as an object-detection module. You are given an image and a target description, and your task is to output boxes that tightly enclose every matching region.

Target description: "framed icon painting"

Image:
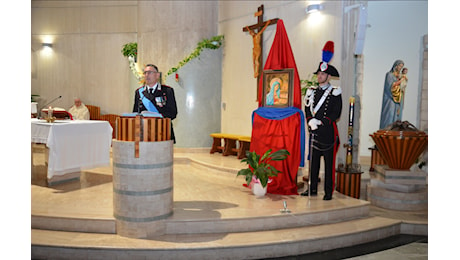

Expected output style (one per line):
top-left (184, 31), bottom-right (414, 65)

top-left (261, 69), bottom-right (294, 108)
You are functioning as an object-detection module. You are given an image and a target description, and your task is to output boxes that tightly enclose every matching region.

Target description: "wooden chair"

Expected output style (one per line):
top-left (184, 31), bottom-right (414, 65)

top-left (100, 114), bottom-right (119, 139)
top-left (86, 105), bottom-right (101, 120)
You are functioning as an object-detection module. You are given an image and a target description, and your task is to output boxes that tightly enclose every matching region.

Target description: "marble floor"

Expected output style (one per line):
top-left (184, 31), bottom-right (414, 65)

top-left (31, 145), bottom-right (428, 259)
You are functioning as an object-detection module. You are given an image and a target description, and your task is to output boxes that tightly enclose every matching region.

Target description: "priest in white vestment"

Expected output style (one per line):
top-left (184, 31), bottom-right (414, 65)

top-left (69, 97), bottom-right (90, 120)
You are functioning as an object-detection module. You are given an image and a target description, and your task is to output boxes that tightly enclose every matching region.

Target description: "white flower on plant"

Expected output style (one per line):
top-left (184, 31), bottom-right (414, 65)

top-left (128, 56), bottom-right (144, 83)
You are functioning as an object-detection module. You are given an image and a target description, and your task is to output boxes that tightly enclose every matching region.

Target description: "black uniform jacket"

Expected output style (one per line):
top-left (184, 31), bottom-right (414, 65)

top-left (304, 85), bottom-right (342, 147)
top-left (133, 84), bottom-right (178, 142)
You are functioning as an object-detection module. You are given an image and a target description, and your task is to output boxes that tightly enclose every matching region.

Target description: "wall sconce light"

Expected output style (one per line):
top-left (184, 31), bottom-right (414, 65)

top-left (306, 4), bottom-right (324, 14)
top-left (42, 42), bottom-right (54, 55)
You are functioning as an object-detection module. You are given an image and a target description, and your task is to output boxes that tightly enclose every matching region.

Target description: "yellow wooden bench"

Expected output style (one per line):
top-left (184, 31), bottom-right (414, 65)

top-left (222, 134), bottom-right (245, 156)
top-left (210, 133), bottom-right (226, 154)
top-left (237, 136), bottom-right (251, 159)
top-left (210, 133), bottom-right (251, 158)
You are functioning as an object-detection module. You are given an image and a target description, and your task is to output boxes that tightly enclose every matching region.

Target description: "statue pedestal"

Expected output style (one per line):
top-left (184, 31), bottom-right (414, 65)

top-left (373, 164), bottom-right (427, 186)
top-left (367, 165), bottom-right (427, 211)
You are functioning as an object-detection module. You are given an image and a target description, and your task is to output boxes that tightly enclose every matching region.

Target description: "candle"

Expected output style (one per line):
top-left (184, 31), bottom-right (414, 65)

top-left (346, 97), bottom-right (355, 168)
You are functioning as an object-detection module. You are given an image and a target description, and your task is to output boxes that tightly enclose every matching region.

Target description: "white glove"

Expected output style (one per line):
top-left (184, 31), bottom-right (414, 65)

top-left (308, 118), bottom-right (322, 130)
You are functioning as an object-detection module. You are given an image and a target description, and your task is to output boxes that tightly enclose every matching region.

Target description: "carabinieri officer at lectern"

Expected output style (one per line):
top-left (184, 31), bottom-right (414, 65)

top-left (133, 64), bottom-right (178, 143)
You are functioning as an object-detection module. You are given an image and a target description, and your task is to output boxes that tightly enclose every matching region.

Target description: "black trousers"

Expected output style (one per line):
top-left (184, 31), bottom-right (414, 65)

top-left (309, 145), bottom-right (334, 196)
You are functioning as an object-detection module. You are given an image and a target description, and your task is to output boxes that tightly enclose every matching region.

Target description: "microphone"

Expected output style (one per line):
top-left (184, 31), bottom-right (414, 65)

top-left (39, 95), bottom-right (62, 118)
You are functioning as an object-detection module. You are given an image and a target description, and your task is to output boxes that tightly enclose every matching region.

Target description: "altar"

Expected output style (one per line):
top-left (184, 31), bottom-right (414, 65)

top-left (31, 119), bottom-right (113, 185)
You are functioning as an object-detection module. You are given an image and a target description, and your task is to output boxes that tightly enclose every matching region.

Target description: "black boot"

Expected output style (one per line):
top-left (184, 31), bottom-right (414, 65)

top-left (300, 189), bottom-right (317, 196)
top-left (323, 194), bottom-right (332, 200)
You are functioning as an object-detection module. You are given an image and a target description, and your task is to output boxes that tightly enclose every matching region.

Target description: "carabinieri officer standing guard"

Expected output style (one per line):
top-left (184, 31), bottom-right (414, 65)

top-left (301, 41), bottom-right (342, 200)
top-left (133, 64), bottom-right (178, 143)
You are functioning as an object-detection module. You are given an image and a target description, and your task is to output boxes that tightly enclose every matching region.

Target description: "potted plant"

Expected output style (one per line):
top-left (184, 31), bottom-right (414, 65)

top-left (237, 149), bottom-right (290, 196)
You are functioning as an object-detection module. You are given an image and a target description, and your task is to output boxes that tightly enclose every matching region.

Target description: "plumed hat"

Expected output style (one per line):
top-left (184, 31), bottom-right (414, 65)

top-left (314, 41), bottom-right (340, 78)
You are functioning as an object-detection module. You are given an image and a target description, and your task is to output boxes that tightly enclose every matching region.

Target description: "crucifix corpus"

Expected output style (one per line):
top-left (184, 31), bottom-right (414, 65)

top-left (243, 4), bottom-right (279, 98)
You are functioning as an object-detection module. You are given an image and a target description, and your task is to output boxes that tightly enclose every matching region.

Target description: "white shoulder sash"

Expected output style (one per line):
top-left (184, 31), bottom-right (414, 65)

top-left (312, 85), bottom-right (332, 116)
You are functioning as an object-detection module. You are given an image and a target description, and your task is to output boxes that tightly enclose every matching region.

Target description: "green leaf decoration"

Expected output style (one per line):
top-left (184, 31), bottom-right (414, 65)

top-left (121, 42), bottom-right (137, 59)
top-left (122, 35), bottom-right (223, 83)
top-left (165, 35), bottom-right (224, 78)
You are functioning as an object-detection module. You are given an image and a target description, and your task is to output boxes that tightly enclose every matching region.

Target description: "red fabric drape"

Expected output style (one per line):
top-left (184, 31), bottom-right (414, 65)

top-left (249, 20), bottom-right (304, 195)
top-left (257, 20), bottom-right (302, 109)
top-left (251, 112), bottom-right (302, 195)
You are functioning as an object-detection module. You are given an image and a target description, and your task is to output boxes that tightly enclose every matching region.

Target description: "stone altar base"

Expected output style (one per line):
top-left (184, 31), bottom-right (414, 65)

top-left (367, 165), bottom-right (427, 211)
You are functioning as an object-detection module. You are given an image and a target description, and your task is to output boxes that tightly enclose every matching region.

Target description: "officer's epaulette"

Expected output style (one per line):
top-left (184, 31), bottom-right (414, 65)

top-left (332, 86), bottom-right (342, 96)
top-left (308, 85), bottom-right (318, 89)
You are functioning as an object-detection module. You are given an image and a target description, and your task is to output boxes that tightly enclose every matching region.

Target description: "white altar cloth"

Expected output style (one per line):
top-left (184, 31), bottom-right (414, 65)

top-left (31, 119), bottom-right (113, 181)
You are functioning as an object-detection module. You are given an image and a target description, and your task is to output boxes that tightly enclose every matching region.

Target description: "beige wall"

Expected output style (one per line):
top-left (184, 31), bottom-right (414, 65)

top-left (137, 1), bottom-right (217, 74)
top-left (32, 1), bottom-right (137, 114)
top-left (31, 1), bottom-right (428, 160)
top-left (31, 0), bottom-right (217, 115)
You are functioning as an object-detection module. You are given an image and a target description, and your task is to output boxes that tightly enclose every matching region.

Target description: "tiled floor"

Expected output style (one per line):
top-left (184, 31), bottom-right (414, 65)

top-left (31, 145), bottom-right (428, 259)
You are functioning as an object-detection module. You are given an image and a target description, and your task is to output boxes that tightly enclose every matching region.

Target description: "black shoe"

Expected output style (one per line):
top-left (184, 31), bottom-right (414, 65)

top-left (323, 194), bottom-right (332, 200)
top-left (300, 190), bottom-right (317, 196)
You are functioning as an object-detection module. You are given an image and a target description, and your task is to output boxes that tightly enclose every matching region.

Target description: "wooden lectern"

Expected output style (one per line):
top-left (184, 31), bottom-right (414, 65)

top-left (116, 116), bottom-right (171, 158)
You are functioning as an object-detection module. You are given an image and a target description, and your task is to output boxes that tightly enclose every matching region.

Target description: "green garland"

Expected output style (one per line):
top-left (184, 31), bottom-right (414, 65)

top-left (121, 36), bottom-right (224, 83)
top-left (165, 35), bottom-right (224, 78)
top-left (121, 36), bottom-right (316, 90)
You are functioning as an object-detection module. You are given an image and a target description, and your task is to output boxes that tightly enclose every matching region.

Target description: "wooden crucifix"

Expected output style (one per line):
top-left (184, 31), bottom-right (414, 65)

top-left (243, 4), bottom-right (278, 99)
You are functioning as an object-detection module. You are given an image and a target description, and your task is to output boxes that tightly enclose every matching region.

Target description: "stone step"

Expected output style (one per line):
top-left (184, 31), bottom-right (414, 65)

top-left (32, 216), bottom-right (401, 260)
top-left (31, 215), bottom-right (116, 234)
top-left (32, 197), bottom-right (370, 235)
top-left (164, 201), bottom-right (369, 235)
top-left (367, 184), bottom-right (428, 211)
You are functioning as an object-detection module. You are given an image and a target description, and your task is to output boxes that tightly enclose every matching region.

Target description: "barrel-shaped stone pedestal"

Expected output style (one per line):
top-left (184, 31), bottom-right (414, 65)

top-left (112, 140), bottom-right (173, 238)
